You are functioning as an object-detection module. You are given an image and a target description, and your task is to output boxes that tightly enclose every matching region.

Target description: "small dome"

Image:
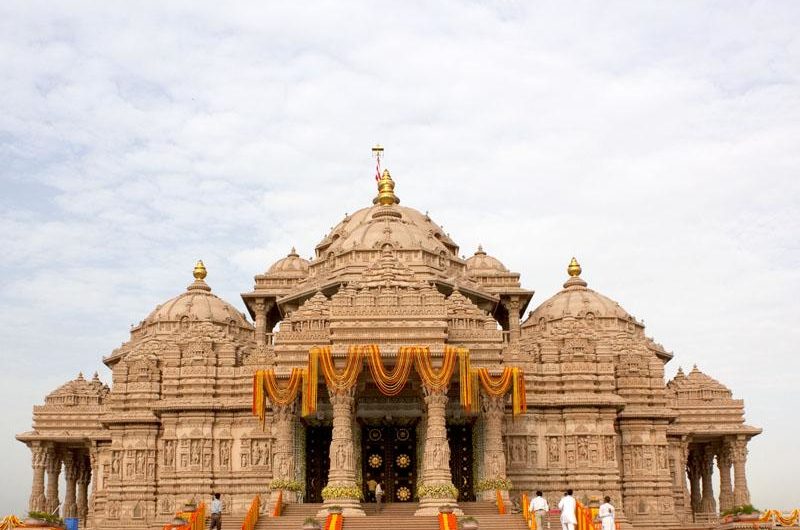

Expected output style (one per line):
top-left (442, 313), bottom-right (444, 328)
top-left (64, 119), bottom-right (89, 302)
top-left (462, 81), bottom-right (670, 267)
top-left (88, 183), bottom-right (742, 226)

top-left (143, 261), bottom-right (252, 329)
top-left (267, 248), bottom-right (310, 275)
top-left (524, 258), bottom-right (631, 325)
top-left (465, 245), bottom-right (509, 275)
top-left (45, 372), bottom-right (109, 405)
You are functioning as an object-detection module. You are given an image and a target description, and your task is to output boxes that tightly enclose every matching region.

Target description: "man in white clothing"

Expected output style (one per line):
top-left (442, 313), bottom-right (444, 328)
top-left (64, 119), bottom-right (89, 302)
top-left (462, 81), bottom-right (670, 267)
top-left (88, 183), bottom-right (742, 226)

top-left (210, 492), bottom-right (223, 530)
top-left (528, 490), bottom-right (549, 530)
top-left (375, 482), bottom-right (384, 513)
top-left (558, 489), bottom-right (577, 530)
top-left (598, 496), bottom-right (615, 530)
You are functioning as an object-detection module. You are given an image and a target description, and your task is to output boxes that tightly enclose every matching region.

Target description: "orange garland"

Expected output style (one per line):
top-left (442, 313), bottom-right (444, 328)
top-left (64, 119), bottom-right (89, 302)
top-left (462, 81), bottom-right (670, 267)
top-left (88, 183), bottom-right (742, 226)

top-left (264, 368), bottom-right (305, 406)
top-left (496, 489), bottom-right (506, 514)
top-left (302, 348), bottom-right (319, 416)
top-left (272, 490), bottom-right (283, 517)
top-left (324, 513), bottom-right (343, 530)
top-left (414, 346), bottom-right (457, 391)
top-left (241, 495), bottom-right (261, 530)
top-left (367, 345), bottom-right (415, 396)
top-left (477, 367), bottom-right (514, 396)
top-left (438, 512), bottom-right (458, 530)
top-left (319, 345), bottom-right (364, 391)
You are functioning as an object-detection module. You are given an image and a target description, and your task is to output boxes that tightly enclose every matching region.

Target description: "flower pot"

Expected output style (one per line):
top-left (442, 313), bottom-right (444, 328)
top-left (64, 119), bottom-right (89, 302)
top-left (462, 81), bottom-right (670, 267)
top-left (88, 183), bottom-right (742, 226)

top-left (22, 519), bottom-right (50, 528)
top-left (302, 523), bottom-right (321, 530)
top-left (462, 520), bottom-right (480, 530)
top-left (734, 514), bottom-right (760, 522)
top-left (439, 506), bottom-right (454, 514)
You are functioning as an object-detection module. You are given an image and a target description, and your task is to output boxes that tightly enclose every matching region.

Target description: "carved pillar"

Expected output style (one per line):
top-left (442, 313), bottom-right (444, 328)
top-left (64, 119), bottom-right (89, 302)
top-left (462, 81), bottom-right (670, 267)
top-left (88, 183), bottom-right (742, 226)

top-left (415, 386), bottom-right (460, 516)
top-left (503, 298), bottom-right (521, 343)
top-left (481, 395), bottom-right (508, 501)
top-left (679, 439), bottom-right (691, 522)
top-left (700, 445), bottom-right (716, 514)
top-left (28, 442), bottom-right (48, 512)
top-left (320, 386), bottom-right (364, 515)
top-left (76, 452), bottom-right (91, 520)
top-left (62, 450), bottom-right (79, 518)
top-left (270, 403), bottom-right (296, 514)
top-left (687, 448), bottom-right (701, 516)
top-left (731, 438), bottom-right (751, 506)
top-left (45, 446), bottom-right (62, 514)
top-left (717, 442), bottom-right (733, 513)
top-left (254, 300), bottom-right (267, 346)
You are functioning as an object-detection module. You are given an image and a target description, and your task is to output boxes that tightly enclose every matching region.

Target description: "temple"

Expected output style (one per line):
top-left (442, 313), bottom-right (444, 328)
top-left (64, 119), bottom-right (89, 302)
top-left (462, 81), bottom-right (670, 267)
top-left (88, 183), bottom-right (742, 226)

top-left (16, 167), bottom-right (760, 529)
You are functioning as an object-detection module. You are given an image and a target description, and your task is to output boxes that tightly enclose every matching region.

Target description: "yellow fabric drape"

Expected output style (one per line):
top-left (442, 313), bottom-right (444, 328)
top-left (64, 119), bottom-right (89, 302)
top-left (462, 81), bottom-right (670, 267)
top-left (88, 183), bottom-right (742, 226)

top-left (455, 346), bottom-right (472, 412)
top-left (264, 368), bottom-right (304, 405)
top-left (414, 346), bottom-right (457, 391)
top-left (367, 345), bottom-right (415, 396)
top-left (319, 345), bottom-right (364, 391)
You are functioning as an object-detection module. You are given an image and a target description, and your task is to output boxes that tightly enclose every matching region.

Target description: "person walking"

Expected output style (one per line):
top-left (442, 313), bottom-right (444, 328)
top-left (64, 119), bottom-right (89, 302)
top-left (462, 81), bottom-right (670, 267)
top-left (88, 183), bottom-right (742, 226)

top-left (598, 496), bottom-right (615, 530)
top-left (375, 482), bottom-right (384, 513)
top-left (558, 489), bottom-right (577, 530)
top-left (528, 490), bottom-right (549, 530)
top-left (210, 492), bottom-right (223, 530)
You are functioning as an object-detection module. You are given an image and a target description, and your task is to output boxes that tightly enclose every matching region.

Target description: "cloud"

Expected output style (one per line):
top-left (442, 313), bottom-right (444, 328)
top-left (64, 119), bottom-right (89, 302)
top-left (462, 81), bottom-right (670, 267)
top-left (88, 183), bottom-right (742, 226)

top-left (1, 0), bottom-right (799, 513)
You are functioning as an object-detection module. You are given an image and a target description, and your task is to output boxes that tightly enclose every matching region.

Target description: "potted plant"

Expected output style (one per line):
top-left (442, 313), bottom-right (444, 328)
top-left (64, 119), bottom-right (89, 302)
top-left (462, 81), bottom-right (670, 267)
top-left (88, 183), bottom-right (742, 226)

top-left (326, 505), bottom-right (343, 514)
top-left (721, 504), bottom-right (760, 522)
top-left (183, 497), bottom-right (197, 512)
top-left (439, 505), bottom-right (454, 514)
top-left (171, 515), bottom-right (189, 526)
top-left (302, 516), bottom-right (321, 529)
top-left (460, 515), bottom-right (479, 529)
top-left (24, 511), bottom-right (64, 528)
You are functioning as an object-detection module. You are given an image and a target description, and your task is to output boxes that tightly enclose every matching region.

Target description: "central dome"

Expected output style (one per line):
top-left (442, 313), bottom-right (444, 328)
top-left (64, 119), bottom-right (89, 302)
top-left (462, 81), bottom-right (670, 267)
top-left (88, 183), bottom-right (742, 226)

top-left (315, 170), bottom-right (458, 257)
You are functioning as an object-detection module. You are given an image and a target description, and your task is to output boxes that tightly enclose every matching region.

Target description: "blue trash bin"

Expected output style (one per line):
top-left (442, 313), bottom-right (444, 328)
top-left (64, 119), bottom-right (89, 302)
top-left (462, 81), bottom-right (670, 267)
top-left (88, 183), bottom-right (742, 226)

top-left (65, 517), bottom-right (79, 530)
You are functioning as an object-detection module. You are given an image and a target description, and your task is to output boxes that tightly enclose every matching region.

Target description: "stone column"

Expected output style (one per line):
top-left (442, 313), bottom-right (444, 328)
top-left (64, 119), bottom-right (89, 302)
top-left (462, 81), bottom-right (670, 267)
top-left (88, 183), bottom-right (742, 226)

top-left (62, 450), bottom-right (79, 518)
top-left (502, 298), bottom-right (521, 343)
top-left (320, 387), bottom-right (364, 516)
top-left (687, 448), bottom-right (701, 516)
top-left (254, 300), bottom-right (267, 346)
top-left (77, 452), bottom-right (91, 520)
top-left (28, 442), bottom-right (48, 512)
top-left (731, 438), bottom-right (751, 506)
top-left (717, 442), bottom-right (733, 513)
top-left (700, 445), bottom-right (716, 514)
top-left (45, 446), bottom-right (62, 515)
top-left (269, 403), bottom-right (296, 515)
top-left (415, 386), bottom-right (460, 516)
top-left (481, 395), bottom-right (509, 502)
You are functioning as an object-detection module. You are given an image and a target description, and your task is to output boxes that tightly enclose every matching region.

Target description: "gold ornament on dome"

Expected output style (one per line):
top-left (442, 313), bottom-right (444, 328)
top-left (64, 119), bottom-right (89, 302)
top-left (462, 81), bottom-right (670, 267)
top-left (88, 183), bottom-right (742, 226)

top-left (567, 257), bottom-right (581, 277)
top-left (396, 486), bottom-right (411, 501)
top-left (368, 454), bottom-right (383, 468)
top-left (395, 454), bottom-right (411, 468)
top-left (193, 260), bottom-right (207, 280)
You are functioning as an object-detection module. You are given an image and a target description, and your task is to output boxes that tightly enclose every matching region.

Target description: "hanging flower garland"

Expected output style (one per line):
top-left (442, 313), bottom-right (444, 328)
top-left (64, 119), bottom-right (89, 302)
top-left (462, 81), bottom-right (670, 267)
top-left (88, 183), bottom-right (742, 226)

top-left (264, 368), bottom-right (304, 406)
top-left (512, 367), bottom-right (527, 415)
top-left (414, 346), bottom-right (457, 391)
top-left (454, 346), bottom-right (473, 412)
top-left (367, 345), bottom-right (415, 396)
top-left (476, 367), bottom-right (514, 396)
top-left (252, 370), bottom-right (266, 423)
top-left (319, 345), bottom-right (364, 391)
top-left (302, 347), bottom-right (320, 417)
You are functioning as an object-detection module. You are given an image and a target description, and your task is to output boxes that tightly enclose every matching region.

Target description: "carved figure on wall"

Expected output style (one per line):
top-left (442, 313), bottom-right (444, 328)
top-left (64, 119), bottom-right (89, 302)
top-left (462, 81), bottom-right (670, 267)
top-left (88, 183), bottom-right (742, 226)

top-left (164, 441), bottom-right (175, 466)
top-left (253, 441), bottom-right (264, 466)
top-left (135, 451), bottom-right (144, 475)
top-left (657, 446), bottom-right (668, 470)
top-left (241, 453), bottom-right (249, 468)
top-left (190, 441), bottom-right (200, 465)
top-left (111, 452), bottom-right (120, 475)
top-left (604, 437), bottom-right (615, 461)
top-left (527, 437), bottom-right (538, 466)
top-left (577, 436), bottom-right (589, 461)
top-left (548, 437), bottom-right (559, 463)
top-left (220, 440), bottom-right (230, 468)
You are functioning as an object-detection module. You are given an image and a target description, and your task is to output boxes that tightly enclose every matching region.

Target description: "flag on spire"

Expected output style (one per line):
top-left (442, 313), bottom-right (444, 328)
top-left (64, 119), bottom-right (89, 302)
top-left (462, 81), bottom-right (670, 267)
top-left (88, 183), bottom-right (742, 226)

top-left (372, 144), bottom-right (384, 181)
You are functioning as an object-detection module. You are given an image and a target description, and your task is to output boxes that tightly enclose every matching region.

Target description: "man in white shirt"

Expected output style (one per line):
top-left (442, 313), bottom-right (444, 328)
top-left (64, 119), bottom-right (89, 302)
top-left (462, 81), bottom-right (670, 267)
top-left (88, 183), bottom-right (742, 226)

top-left (210, 492), bottom-right (223, 529)
top-left (598, 496), bottom-right (615, 530)
top-left (528, 490), bottom-right (549, 530)
top-left (375, 483), bottom-right (384, 513)
top-left (558, 489), bottom-right (577, 530)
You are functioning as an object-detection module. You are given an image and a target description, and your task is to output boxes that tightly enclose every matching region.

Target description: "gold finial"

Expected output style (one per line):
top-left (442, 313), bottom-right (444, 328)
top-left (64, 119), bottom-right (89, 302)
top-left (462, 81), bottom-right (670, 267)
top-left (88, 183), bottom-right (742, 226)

top-left (376, 168), bottom-right (399, 206)
top-left (193, 260), bottom-right (207, 280)
top-left (371, 144), bottom-right (384, 156)
top-left (567, 257), bottom-right (582, 277)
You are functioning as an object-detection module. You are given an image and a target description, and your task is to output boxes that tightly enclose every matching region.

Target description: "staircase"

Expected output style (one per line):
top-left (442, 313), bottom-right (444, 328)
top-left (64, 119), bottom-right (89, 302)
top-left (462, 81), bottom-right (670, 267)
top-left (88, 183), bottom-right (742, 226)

top-left (243, 501), bottom-right (530, 530)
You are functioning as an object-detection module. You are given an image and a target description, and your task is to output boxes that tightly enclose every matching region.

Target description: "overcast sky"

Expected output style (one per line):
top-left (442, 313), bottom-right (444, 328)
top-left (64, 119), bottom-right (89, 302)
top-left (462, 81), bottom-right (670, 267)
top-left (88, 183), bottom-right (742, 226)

top-left (1, 0), bottom-right (799, 514)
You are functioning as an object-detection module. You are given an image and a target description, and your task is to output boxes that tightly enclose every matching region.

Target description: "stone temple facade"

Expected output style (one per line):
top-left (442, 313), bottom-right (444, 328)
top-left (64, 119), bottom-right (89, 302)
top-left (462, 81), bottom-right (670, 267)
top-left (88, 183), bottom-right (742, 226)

top-left (17, 170), bottom-right (760, 529)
